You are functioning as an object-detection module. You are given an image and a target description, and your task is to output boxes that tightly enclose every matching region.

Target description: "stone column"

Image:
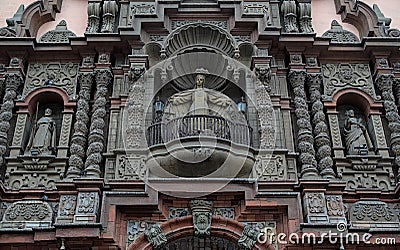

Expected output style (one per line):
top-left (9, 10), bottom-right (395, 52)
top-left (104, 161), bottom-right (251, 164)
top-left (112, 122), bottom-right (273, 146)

top-left (86, 1), bottom-right (101, 33)
top-left (101, 0), bottom-right (118, 33)
top-left (84, 69), bottom-right (112, 178)
top-left (0, 73), bottom-right (22, 166)
top-left (307, 73), bottom-right (335, 178)
top-left (375, 74), bottom-right (400, 178)
top-left (66, 73), bottom-right (94, 179)
top-left (288, 70), bottom-right (318, 178)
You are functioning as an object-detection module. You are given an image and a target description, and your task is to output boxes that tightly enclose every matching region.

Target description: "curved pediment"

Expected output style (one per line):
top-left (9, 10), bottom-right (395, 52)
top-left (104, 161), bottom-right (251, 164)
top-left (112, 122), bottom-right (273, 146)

top-left (163, 23), bottom-right (237, 58)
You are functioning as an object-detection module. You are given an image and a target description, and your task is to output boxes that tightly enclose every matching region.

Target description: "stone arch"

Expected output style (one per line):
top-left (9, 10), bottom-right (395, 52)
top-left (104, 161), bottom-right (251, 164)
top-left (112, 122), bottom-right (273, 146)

top-left (128, 216), bottom-right (271, 250)
top-left (334, 0), bottom-right (386, 38)
top-left (327, 88), bottom-right (383, 116)
top-left (15, 0), bottom-right (62, 37)
top-left (16, 87), bottom-right (75, 115)
top-left (163, 23), bottom-right (238, 58)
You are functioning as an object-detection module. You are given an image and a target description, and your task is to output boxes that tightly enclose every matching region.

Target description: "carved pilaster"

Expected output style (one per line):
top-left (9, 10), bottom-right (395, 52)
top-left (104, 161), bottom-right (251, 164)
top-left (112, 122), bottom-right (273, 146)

top-left (86, 2), bottom-right (101, 33)
top-left (101, 1), bottom-right (118, 33)
top-left (281, 0), bottom-right (299, 33)
top-left (298, 3), bottom-right (313, 33)
top-left (0, 73), bottom-right (22, 166)
top-left (84, 69), bottom-right (112, 178)
top-left (307, 73), bottom-right (335, 178)
top-left (74, 192), bottom-right (100, 223)
top-left (10, 113), bottom-right (28, 156)
top-left (288, 70), bottom-right (318, 178)
top-left (67, 73), bottom-right (94, 179)
top-left (375, 74), bottom-right (400, 178)
top-left (303, 192), bottom-right (329, 223)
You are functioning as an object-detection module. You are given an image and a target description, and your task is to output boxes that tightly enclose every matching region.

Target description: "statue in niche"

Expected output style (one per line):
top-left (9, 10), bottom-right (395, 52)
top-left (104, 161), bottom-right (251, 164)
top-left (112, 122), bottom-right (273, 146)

top-left (25, 108), bottom-right (56, 156)
top-left (343, 109), bottom-right (373, 155)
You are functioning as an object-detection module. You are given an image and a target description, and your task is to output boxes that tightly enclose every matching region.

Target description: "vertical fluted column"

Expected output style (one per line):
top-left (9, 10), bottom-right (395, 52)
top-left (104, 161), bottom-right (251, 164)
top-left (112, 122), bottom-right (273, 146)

top-left (0, 73), bottom-right (22, 166)
top-left (101, 0), bottom-right (118, 33)
top-left (307, 73), bottom-right (335, 178)
top-left (288, 70), bottom-right (318, 178)
top-left (375, 74), bottom-right (400, 178)
top-left (84, 69), bottom-right (112, 178)
top-left (67, 73), bottom-right (94, 179)
top-left (86, 2), bottom-right (101, 33)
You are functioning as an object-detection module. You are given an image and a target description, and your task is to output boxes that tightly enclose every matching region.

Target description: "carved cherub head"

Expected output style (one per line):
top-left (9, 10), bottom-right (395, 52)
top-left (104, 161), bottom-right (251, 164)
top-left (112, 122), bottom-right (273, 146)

top-left (44, 108), bottom-right (52, 116)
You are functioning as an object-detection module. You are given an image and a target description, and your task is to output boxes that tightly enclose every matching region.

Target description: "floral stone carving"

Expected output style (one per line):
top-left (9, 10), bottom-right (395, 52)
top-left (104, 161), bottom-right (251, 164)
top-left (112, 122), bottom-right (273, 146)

top-left (0, 200), bottom-right (53, 229)
top-left (189, 200), bottom-right (213, 236)
top-left (24, 62), bottom-right (79, 98)
top-left (321, 63), bottom-right (375, 100)
top-left (238, 225), bottom-right (258, 250)
top-left (322, 20), bottom-right (359, 43)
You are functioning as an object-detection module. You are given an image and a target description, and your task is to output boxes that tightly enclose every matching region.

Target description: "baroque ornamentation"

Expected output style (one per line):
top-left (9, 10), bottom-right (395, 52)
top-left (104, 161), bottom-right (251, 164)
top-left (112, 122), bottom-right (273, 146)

top-left (0, 200), bottom-right (53, 229)
top-left (375, 74), bottom-right (400, 177)
top-left (254, 155), bottom-right (285, 181)
top-left (254, 64), bottom-right (271, 92)
top-left (343, 109), bottom-right (373, 155)
top-left (306, 193), bottom-right (325, 213)
top-left (243, 3), bottom-right (271, 23)
top-left (189, 200), bottom-right (213, 236)
top-left (116, 155), bottom-right (146, 179)
top-left (57, 195), bottom-right (77, 217)
top-left (127, 221), bottom-right (156, 247)
top-left (39, 20), bottom-right (76, 43)
top-left (86, 2), bottom-right (101, 33)
top-left (254, 69), bottom-right (275, 149)
top-left (281, 0), bottom-right (299, 33)
top-left (288, 71), bottom-right (318, 178)
top-left (84, 70), bottom-right (112, 177)
top-left (321, 63), bottom-right (375, 100)
top-left (326, 195), bottom-right (345, 217)
top-left (238, 225), bottom-right (258, 250)
top-left (0, 74), bottom-right (22, 167)
top-left (101, 1), bottom-right (118, 33)
top-left (168, 208), bottom-right (189, 219)
top-left (76, 192), bottom-right (98, 214)
top-left (170, 20), bottom-right (228, 30)
top-left (24, 62), bottom-right (79, 98)
top-left (351, 201), bottom-right (395, 222)
top-left (144, 224), bottom-right (167, 249)
top-left (298, 3), bottom-right (313, 33)
top-left (130, 2), bottom-right (156, 19)
top-left (67, 73), bottom-right (94, 179)
top-left (307, 74), bottom-right (335, 178)
top-left (322, 20), bottom-right (360, 43)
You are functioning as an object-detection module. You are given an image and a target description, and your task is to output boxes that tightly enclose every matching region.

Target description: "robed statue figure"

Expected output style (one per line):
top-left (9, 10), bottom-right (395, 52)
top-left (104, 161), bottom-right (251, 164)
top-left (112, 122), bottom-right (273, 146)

top-left (25, 108), bottom-right (56, 156)
top-left (343, 109), bottom-right (373, 155)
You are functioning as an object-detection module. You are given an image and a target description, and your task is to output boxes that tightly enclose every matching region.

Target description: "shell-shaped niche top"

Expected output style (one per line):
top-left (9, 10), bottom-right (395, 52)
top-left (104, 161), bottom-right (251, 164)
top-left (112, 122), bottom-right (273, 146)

top-left (39, 20), bottom-right (76, 43)
top-left (321, 20), bottom-right (360, 44)
top-left (164, 23), bottom-right (237, 58)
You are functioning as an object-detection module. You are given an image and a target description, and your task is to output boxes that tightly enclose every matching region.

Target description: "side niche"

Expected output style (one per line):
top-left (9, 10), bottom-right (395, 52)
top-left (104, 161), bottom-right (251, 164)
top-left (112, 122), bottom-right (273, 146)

top-left (5, 88), bottom-right (75, 190)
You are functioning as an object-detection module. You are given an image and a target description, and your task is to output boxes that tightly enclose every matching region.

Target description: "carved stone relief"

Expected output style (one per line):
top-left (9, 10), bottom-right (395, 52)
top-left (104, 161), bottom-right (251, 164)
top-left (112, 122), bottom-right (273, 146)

top-left (281, 0), bottom-right (299, 33)
top-left (127, 220), bottom-right (157, 248)
top-left (74, 192), bottom-right (99, 223)
top-left (322, 63), bottom-right (375, 100)
top-left (254, 154), bottom-right (285, 181)
top-left (24, 62), bottom-right (79, 98)
top-left (303, 192), bottom-right (329, 223)
top-left (326, 195), bottom-right (346, 224)
top-left (56, 195), bottom-right (77, 224)
top-left (144, 224), bottom-right (167, 249)
top-left (116, 155), bottom-right (146, 180)
top-left (130, 2), bottom-right (156, 20)
top-left (322, 20), bottom-right (360, 43)
top-left (189, 200), bottom-right (213, 236)
top-left (0, 200), bottom-right (53, 229)
top-left (170, 20), bottom-right (228, 30)
top-left (38, 20), bottom-right (76, 43)
top-left (243, 3), bottom-right (271, 24)
top-left (242, 221), bottom-right (277, 250)
top-left (349, 201), bottom-right (399, 229)
top-left (238, 225), bottom-right (258, 250)
top-left (298, 3), bottom-right (313, 33)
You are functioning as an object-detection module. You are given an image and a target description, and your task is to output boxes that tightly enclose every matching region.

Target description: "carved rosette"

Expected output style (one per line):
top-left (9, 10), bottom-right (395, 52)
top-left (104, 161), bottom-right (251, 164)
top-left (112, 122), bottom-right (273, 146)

top-left (86, 2), bottom-right (101, 33)
top-left (0, 74), bottom-right (22, 166)
top-left (281, 0), bottom-right (299, 33)
top-left (375, 74), bottom-right (400, 177)
top-left (67, 73), bottom-right (94, 179)
top-left (238, 225), bottom-right (258, 250)
top-left (288, 71), bottom-right (318, 178)
top-left (189, 200), bottom-right (213, 236)
top-left (307, 74), bottom-right (335, 178)
top-left (298, 3), bottom-right (313, 33)
top-left (84, 69), bottom-right (112, 177)
top-left (101, 1), bottom-right (118, 33)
